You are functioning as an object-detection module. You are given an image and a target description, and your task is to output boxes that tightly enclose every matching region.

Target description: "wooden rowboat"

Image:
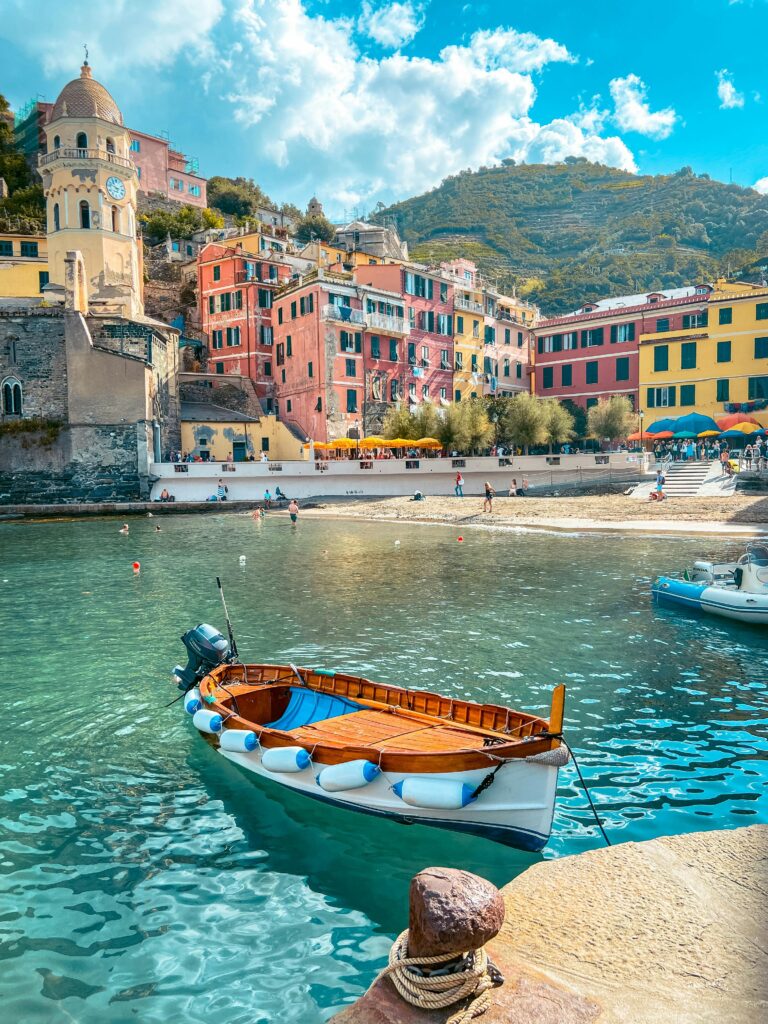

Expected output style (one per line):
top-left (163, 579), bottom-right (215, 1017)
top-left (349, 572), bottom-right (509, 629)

top-left (176, 629), bottom-right (567, 851)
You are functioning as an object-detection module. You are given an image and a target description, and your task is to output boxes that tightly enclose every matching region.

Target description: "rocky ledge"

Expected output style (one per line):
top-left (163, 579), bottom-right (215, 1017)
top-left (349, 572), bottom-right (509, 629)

top-left (331, 825), bottom-right (767, 1024)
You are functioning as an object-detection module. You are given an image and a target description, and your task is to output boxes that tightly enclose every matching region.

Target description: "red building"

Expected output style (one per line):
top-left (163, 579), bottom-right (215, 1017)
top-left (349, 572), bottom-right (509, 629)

top-left (533, 287), bottom-right (711, 409)
top-left (198, 242), bottom-right (293, 407)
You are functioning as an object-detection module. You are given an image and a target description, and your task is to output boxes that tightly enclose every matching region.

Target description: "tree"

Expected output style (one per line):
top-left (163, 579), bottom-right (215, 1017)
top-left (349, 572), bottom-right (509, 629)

top-left (382, 405), bottom-right (417, 440)
top-left (586, 395), bottom-right (635, 444)
top-left (437, 402), bottom-right (471, 451)
top-left (295, 213), bottom-right (336, 244)
top-left (412, 401), bottom-right (440, 440)
top-left (465, 399), bottom-right (494, 452)
top-left (541, 399), bottom-right (575, 453)
top-left (559, 399), bottom-right (587, 440)
top-left (207, 176), bottom-right (273, 218)
top-left (497, 393), bottom-right (546, 454)
top-left (0, 94), bottom-right (45, 230)
top-left (139, 204), bottom-right (223, 243)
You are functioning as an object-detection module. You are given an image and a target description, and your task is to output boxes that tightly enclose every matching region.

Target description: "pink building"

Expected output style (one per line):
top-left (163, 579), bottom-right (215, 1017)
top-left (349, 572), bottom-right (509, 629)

top-left (129, 130), bottom-right (207, 206)
top-left (533, 287), bottom-right (711, 409)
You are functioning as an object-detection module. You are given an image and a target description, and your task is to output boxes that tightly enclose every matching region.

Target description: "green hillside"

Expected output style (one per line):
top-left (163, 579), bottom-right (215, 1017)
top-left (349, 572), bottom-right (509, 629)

top-left (376, 159), bottom-right (768, 316)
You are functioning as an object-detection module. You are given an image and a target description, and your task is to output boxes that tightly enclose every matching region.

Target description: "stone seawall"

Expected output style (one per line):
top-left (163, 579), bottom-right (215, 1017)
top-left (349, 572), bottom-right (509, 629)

top-left (332, 825), bottom-right (767, 1024)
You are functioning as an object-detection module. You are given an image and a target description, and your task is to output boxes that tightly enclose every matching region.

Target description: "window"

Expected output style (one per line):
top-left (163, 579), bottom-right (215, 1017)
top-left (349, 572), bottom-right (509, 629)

top-left (290, 300), bottom-right (297, 319)
top-left (440, 282), bottom-right (448, 302)
top-left (717, 340), bottom-right (731, 363)
top-left (561, 364), bottom-right (572, 387)
top-left (407, 342), bottom-right (416, 365)
top-left (111, 206), bottom-right (119, 233)
top-left (38, 271), bottom-right (49, 291)
top-left (422, 384), bottom-right (429, 399)
top-left (76, 132), bottom-right (87, 149)
top-left (756, 303), bottom-right (768, 321)
top-left (346, 389), bottom-right (358, 412)
top-left (409, 382), bottom-right (416, 400)
top-left (682, 312), bottom-right (708, 329)
top-left (2, 377), bottom-right (22, 416)
top-left (615, 357), bottom-right (629, 381)
top-left (472, 320), bottom-right (479, 338)
top-left (421, 344), bottom-right (429, 367)
top-left (681, 341), bottom-right (697, 369)
top-left (653, 345), bottom-right (668, 372)
top-left (655, 318), bottom-right (670, 333)
top-left (404, 272), bottom-right (433, 298)
top-left (299, 296), bottom-right (306, 316)
top-left (518, 331), bottom-right (524, 347)
top-left (586, 397), bottom-right (598, 409)
top-left (586, 361), bottom-right (598, 384)
top-left (53, 135), bottom-right (60, 149)
top-left (680, 384), bottom-right (696, 406)
top-left (20, 241), bottom-right (38, 257)
top-left (286, 336), bottom-right (292, 356)
top-left (455, 351), bottom-right (463, 370)
top-left (456, 315), bottom-right (464, 334)
top-left (277, 307), bottom-right (283, 324)
top-left (390, 379), bottom-right (399, 401)
top-left (0, 241), bottom-right (11, 257)
top-left (79, 201), bottom-right (90, 229)
top-left (470, 354), bottom-right (478, 373)
top-left (308, 361), bottom-right (313, 378)
top-left (213, 265), bottom-right (220, 281)
top-left (258, 289), bottom-right (272, 309)
top-left (188, 184), bottom-right (201, 197)
top-left (484, 325), bottom-right (495, 345)
top-left (610, 322), bottom-right (635, 343)
top-left (215, 362), bottom-right (224, 374)
top-left (437, 313), bottom-right (452, 335)
top-left (212, 330), bottom-right (223, 349)
top-left (646, 386), bottom-right (676, 408)
top-left (389, 339), bottom-right (398, 361)
top-left (516, 363), bottom-right (522, 379)
top-left (542, 366), bottom-right (554, 389)
top-left (130, 139), bottom-right (141, 152)
top-left (276, 343), bottom-right (285, 365)
top-left (106, 138), bottom-right (115, 154)
top-left (208, 296), bottom-right (215, 314)
top-left (341, 331), bottom-right (361, 353)
top-left (719, 307), bottom-right (732, 325)
top-left (226, 327), bottom-right (240, 347)
top-left (419, 310), bottom-right (435, 332)
top-left (440, 348), bottom-right (450, 370)
top-left (316, 396), bottom-right (323, 412)
top-left (264, 361), bottom-right (272, 376)
top-left (136, 166), bottom-right (141, 180)
top-left (346, 358), bottom-right (356, 377)
top-left (581, 327), bottom-right (604, 347)
top-left (370, 335), bottom-right (380, 358)
top-left (455, 389), bottom-right (462, 402)
top-left (440, 387), bottom-right (447, 401)
top-left (503, 359), bottom-right (510, 378)
top-left (259, 325), bottom-right (273, 346)
top-left (755, 337), bottom-right (768, 359)
top-left (716, 379), bottom-right (729, 402)
top-left (219, 292), bottom-right (231, 312)
top-left (281, 369), bottom-right (286, 383)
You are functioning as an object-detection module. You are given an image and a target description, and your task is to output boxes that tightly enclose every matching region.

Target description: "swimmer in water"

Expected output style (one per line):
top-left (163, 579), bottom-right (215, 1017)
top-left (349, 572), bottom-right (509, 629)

top-left (288, 498), bottom-right (299, 523)
top-left (154, 525), bottom-right (161, 532)
top-left (119, 523), bottom-right (129, 534)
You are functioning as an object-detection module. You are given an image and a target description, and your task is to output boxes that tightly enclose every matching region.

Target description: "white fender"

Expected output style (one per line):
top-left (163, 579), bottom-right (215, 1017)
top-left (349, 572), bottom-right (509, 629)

top-left (317, 759), bottom-right (380, 793)
top-left (393, 777), bottom-right (476, 810)
top-left (184, 688), bottom-right (202, 714)
top-left (220, 729), bottom-right (258, 753)
top-left (261, 746), bottom-right (311, 773)
top-left (193, 709), bottom-right (223, 734)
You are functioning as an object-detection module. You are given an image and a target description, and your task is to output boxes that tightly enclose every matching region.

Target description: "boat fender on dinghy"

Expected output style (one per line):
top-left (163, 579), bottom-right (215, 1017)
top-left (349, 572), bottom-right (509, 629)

top-left (184, 688), bottom-right (202, 715)
top-left (193, 709), bottom-right (223, 734)
top-left (219, 729), bottom-right (259, 753)
top-left (393, 777), bottom-right (476, 810)
top-left (317, 760), bottom-right (380, 792)
top-left (261, 746), bottom-right (311, 773)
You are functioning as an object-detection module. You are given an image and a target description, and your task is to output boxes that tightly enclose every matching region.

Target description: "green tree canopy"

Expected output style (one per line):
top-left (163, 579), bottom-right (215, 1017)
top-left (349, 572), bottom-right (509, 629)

top-left (497, 393), bottom-right (546, 454)
top-left (0, 94), bottom-right (44, 230)
top-left (295, 213), bottom-right (336, 244)
top-left (139, 205), bottom-right (224, 243)
top-left (381, 404), bottom-right (418, 440)
top-left (541, 399), bottom-right (575, 452)
top-left (207, 176), bottom-right (274, 218)
top-left (587, 395), bottom-right (636, 442)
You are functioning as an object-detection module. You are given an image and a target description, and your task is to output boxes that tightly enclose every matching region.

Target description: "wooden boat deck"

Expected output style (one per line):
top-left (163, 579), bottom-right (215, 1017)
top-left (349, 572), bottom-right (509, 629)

top-left (289, 709), bottom-right (489, 753)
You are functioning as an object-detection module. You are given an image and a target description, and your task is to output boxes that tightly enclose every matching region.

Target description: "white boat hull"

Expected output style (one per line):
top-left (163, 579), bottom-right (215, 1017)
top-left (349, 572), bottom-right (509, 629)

top-left (216, 743), bottom-right (560, 851)
top-left (654, 577), bottom-right (768, 625)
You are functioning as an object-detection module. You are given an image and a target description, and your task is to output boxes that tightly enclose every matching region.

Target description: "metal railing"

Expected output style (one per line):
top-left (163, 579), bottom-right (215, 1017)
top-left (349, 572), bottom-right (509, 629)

top-left (454, 295), bottom-right (484, 314)
top-left (322, 304), bottom-right (365, 325)
top-left (39, 148), bottom-right (134, 170)
top-left (366, 311), bottom-right (409, 334)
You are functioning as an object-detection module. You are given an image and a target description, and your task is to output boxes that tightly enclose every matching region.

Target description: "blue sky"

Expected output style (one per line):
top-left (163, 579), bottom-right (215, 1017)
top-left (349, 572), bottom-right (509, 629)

top-left (1, 0), bottom-right (767, 215)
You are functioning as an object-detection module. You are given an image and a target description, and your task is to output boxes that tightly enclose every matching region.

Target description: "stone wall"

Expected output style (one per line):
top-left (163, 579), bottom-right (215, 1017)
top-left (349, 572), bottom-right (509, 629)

top-left (0, 307), bottom-right (68, 420)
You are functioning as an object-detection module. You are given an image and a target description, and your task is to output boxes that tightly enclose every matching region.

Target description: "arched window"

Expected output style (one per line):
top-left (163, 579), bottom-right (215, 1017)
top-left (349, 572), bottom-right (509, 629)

top-left (111, 206), bottom-right (119, 233)
top-left (2, 378), bottom-right (22, 417)
top-left (53, 135), bottom-right (61, 150)
top-left (76, 132), bottom-right (88, 150)
top-left (53, 203), bottom-right (60, 231)
top-left (106, 138), bottom-right (115, 154)
top-left (80, 201), bottom-right (90, 229)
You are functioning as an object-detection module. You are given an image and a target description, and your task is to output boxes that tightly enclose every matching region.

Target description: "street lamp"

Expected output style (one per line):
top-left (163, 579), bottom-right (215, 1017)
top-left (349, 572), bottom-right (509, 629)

top-left (639, 409), bottom-right (645, 456)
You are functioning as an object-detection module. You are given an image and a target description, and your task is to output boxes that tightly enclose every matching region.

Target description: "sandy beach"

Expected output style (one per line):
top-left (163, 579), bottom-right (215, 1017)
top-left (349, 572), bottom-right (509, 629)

top-left (302, 491), bottom-right (768, 535)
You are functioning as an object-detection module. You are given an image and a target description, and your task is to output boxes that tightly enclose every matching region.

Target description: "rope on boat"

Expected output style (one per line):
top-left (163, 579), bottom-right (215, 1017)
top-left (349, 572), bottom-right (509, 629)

top-left (378, 929), bottom-right (501, 1024)
top-left (559, 735), bottom-right (612, 847)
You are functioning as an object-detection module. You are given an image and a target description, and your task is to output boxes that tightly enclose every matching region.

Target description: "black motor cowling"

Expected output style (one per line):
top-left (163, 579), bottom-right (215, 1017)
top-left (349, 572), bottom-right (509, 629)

top-left (172, 623), bottom-right (232, 690)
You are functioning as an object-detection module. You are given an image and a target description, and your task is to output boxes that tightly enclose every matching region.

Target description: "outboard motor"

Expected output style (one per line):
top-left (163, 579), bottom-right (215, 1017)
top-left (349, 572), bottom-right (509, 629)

top-left (172, 623), bottom-right (232, 691)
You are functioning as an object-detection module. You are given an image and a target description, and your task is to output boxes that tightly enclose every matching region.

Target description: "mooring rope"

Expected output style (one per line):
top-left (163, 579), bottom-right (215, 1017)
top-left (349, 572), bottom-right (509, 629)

top-left (378, 930), bottom-right (500, 1024)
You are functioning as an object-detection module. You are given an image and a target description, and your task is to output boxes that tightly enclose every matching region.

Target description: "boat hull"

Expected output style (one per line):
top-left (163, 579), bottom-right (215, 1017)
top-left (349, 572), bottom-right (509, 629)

top-left (216, 744), bottom-right (559, 851)
top-left (653, 577), bottom-right (768, 625)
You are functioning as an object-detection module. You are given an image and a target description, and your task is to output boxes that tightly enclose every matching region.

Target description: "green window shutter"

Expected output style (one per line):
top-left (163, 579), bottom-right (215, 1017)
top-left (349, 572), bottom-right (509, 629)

top-left (680, 384), bottom-right (695, 406)
top-left (654, 346), bottom-right (668, 372)
top-left (647, 388), bottom-right (656, 408)
top-left (610, 324), bottom-right (617, 343)
top-left (355, 332), bottom-right (362, 353)
top-left (668, 386), bottom-right (676, 406)
top-left (755, 337), bottom-right (768, 359)
top-left (457, 315), bottom-right (464, 333)
top-left (716, 379), bottom-right (729, 401)
top-left (681, 342), bottom-right (697, 369)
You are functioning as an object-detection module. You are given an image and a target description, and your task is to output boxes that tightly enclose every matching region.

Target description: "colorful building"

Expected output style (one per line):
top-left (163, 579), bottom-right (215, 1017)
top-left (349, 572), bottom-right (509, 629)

top-left (638, 282), bottom-right (768, 420)
top-left (180, 401), bottom-right (307, 462)
top-left (0, 232), bottom-right (49, 298)
top-left (533, 287), bottom-right (712, 409)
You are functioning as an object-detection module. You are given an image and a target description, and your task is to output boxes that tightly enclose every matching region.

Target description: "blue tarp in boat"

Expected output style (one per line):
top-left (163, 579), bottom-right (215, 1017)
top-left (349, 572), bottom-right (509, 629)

top-left (267, 687), bottom-right (361, 731)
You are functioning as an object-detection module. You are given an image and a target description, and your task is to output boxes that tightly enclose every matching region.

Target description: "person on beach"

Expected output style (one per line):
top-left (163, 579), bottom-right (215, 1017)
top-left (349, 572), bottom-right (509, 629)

top-left (521, 477), bottom-right (529, 496)
top-left (251, 507), bottom-right (265, 520)
top-left (509, 478), bottom-right (518, 497)
top-left (119, 523), bottom-right (129, 534)
top-left (650, 469), bottom-right (665, 501)
top-left (454, 472), bottom-right (464, 497)
top-left (217, 479), bottom-right (228, 501)
top-left (483, 482), bottom-right (495, 512)
top-left (720, 448), bottom-right (730, 476)
top-left (743, 444), bottom-right (753, 470)
top-left (288, 499), bottom-right (299, 523)
top-left (264, 489), bottom-right (272, 509)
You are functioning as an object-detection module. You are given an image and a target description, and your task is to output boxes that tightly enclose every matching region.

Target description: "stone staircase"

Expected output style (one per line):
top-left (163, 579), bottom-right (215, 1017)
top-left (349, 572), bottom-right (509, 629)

top-left (658, 460), bottom-right (713, 497)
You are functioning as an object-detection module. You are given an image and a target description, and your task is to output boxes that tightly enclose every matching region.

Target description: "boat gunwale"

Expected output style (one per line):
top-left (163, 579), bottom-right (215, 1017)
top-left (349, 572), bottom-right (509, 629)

top-left (197, 663), bottom-right (563, 772)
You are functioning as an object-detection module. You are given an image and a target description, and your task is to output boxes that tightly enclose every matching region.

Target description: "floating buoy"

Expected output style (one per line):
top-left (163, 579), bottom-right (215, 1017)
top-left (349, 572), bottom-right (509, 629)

top-left (395, 540), bottom-right (401, 546)
top-left (239, 555), bottom-right (247, 564)
top-left (220, 729), bottom-right (258, 752)
top-left (132, 561), bottom-right (141, 574)
top-left (317, 759), bottom-right (380, 793)
top-left (261, 746), bottom-right (311, 773)
top-left (457, 536), bottom-right (464, 543)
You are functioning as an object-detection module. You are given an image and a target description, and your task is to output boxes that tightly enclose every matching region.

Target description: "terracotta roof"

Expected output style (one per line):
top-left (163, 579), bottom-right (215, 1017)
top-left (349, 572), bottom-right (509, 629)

top-left (50, 63), bottom-right (123, 126)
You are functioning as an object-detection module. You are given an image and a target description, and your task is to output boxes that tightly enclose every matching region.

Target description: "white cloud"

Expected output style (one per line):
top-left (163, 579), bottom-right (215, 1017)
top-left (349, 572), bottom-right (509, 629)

top-left (754, 177), bottom-right (768, 194)
top-left (359, 2), bottom-right (425, 50)
top-left (716, 68), bottom-right (744, 109)
top-left (440, 27), bottom-right (576, 73)
top-left (609, 74), bottom-right (678, 139)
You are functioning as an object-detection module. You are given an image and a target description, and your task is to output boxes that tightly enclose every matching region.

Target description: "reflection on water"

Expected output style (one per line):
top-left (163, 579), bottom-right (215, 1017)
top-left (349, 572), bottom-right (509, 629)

top-left (0, 515), bottom-right (766, 1022)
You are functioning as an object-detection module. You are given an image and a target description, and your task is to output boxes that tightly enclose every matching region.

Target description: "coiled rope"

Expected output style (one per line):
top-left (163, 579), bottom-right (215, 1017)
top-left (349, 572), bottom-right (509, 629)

top-left (378, 929), bottom-right (499, 1023)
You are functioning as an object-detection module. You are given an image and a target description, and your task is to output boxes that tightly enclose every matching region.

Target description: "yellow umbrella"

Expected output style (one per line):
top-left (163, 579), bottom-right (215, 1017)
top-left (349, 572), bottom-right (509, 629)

top-left (729, 421), bottom-right (763, 434)
top-left (414, 437), bottom-right (442, 448)
top-left (384, 438), bottom-right (414, 447)
top-left (697, 430), bottom-right (720, 438)
top-left (359, 436), bottom-right (386, 449)
top-left (330, 437), bottom-right (357, 448)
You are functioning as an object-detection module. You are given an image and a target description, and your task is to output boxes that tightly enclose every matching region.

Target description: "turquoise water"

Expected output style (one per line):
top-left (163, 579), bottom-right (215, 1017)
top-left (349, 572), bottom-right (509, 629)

top-left (1, 514), bottom-right (766, 1023)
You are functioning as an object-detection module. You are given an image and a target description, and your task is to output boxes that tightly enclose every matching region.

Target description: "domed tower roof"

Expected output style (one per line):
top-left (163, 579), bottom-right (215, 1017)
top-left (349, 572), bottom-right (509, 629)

top-left (50, 63), bottom-right (123, 125)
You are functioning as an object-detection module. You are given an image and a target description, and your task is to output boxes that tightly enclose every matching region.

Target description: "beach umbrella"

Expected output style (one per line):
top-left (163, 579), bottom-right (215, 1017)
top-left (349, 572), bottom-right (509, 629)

top-left (331, 437), bottom-right (357, 448)
top-left (719, 429), bottom-right (748, 439)
top-left (675, 412), bottom-right (719, 434)
top-left (384, 438), bottom-right (414, 447)
top-left (645, 418), bottom-right (677, 434)
top-left (673, 431), bottom-right (697, 439)
top-left (652, 430), bottom-right (675, 439)
top-left (414, 437), bottom-right (442, 448)
top-left (697, 430), bottom-right (720, 438)
top-left (716, 414), bottom-right (761, 430)
top-left (358, 436), bottom-right (386, 448)
top-left (627, 431), bottom-right (643, 441)
top-left (728, 421), bottom-right (764, 435)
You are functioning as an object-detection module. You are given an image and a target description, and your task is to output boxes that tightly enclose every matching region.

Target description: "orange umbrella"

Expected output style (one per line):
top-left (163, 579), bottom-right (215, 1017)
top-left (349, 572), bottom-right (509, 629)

top-left (627, 431), bottom-right (643, 441)
top-left (717, 414), bottom-right (761, 430)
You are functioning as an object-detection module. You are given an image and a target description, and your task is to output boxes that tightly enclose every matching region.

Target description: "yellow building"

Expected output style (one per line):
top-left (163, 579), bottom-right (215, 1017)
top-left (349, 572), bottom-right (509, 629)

top-left (445, 258), bottom-right (485, 401)
top-left (638, 281), bottom-right (768, 422)
top-left (181, 401), bottom-right (309, 461)
top-left (0, 232), bottom-right (49, 297)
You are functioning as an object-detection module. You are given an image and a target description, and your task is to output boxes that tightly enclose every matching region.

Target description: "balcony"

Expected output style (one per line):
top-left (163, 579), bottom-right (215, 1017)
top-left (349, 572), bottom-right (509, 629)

top-left (39, 147), bottom-right (134, 171)
top-left (366, 311), bottom-right (410, 335)
top-left (322, 304), bottom-right (365, 326)
top-left (454, 295), bottom-right (484, 314)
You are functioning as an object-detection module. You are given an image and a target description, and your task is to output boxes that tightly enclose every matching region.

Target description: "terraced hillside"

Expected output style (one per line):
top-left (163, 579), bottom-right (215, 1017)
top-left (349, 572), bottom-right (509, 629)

top-left (376, 160), bottom-right (768, 315)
